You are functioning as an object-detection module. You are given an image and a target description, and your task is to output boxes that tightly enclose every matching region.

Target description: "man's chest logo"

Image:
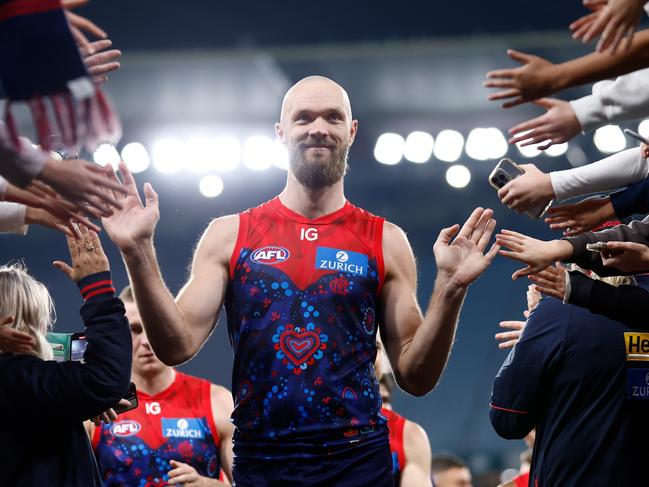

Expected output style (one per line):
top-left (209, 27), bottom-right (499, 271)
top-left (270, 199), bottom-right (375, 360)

top-left (251, 246), bottom-right (290, 265)
top-left (316, 247), bottom-right (368, 277)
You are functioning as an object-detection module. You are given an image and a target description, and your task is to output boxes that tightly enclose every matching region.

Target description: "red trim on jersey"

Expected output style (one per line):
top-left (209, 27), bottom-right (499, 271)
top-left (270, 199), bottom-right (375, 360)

top-left (229, 212), bottom-right (249, 279)
top-left (373, 217), bottom-right (386, 295)
top-left (91, 418), bottom-right (101, 450)
top-left (80, 280), bottom-right (113, 296)
top-left (489, 403), bottom-right (530, 414)
top-left (269, 196), bottom-right (354, 224)
top-left (382, 407), bottom-right (406, 473)
top-left (0, 0), bottom-right (61, 21)
top-left (84, 287), bottom-right (116, 300)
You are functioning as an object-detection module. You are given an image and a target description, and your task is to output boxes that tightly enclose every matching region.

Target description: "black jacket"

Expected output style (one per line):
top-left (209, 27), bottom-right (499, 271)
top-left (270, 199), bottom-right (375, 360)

top-left (0, 271), bottom-right (132, 486)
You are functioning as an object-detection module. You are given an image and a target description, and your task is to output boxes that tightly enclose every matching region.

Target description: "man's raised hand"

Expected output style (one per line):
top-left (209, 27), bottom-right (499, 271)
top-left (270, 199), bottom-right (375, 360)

top-left (101, 161), bottom-right (160, 252)
top-left (433, 207), bottom-right (500, 287)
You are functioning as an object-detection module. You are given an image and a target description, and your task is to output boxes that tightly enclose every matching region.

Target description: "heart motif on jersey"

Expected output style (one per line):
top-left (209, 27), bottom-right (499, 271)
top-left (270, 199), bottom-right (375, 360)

top-left (279, 330), bottom-right (321, 366)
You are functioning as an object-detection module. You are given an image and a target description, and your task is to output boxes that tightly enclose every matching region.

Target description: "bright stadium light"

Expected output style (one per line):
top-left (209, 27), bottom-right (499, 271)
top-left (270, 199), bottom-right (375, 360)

top-left (243, 136), bottom-right (273, 170)
top-left (445, 164), bottom-right (471, 188)
top-left (466, 128), bottom-right (508, 160)
top-left (152, 138), bottom-right (185, 173)
top-left (93, 143), bottom-right (120, 168)
top-left (593, 125), bottom-right (626, 154)
top-left (199, 174), bottom-right (224, 198)
top-left (638, 119), bottom-right (649, 139)
top-left (121, 142), bottom-right (150, 173)
top-left (186, 137), bottom-right (218, 173)
top-left (544, 142), bottom-right (568, 157)
top-left (374, 133), bottom-right (405, 165)
top-left (271, 140), bottom-right (289, 170)
top-left (404, 131), bottom-right (434, 163)
top-left (433, 130), bottom-right (464, 162)
top-left (213, 136), bottom-right (241, 172)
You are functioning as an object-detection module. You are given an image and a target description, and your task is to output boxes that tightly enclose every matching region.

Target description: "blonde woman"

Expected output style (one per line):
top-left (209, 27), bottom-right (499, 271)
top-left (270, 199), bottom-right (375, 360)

top-left (0, 225), bottom-right (132, 486)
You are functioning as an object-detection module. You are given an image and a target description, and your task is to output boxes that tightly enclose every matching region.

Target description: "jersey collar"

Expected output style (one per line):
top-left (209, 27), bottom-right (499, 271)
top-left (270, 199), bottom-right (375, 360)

top-left (269, 196), bottom-right (354, 224)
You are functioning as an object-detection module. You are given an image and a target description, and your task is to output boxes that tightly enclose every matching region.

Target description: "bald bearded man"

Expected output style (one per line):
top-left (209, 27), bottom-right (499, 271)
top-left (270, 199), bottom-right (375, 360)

top-left (102, 76), bottom-right (499, 486)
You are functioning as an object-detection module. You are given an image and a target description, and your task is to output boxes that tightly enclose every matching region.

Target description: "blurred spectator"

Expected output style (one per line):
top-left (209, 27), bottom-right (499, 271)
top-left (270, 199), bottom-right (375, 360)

top-left (0, 226), bottom-right (131, 486)
top-left (430, 455), bottom-right (473, 487)
top-left (376, 339), bottom-right (432, 486)
top-left (87, 286), bottom-right (234, 486)
top-left (490, 275), bottom-right (649, 486)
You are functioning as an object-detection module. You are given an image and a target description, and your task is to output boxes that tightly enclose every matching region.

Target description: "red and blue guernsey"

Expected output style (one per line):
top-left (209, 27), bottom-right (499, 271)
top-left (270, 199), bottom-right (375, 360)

top-left (382, 407), bottom-right (407, 485)
top-left (92, 372), bottom-right (223, 486)
top-left (226, 197), bottom-right (388, 459)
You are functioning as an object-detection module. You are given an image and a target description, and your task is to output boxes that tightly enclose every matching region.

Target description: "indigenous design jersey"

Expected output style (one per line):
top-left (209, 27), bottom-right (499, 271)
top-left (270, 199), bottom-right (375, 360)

top-left (93, 372), bottom-right (222, 486)
top-left (225, 197), bottom-right (387, 458)
top-left (383, 407), bottom-right (406, 485)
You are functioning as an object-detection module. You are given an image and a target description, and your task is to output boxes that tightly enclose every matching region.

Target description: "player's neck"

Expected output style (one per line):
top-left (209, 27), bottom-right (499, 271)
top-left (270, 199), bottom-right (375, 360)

top-left (132, 367), bottom-right (176, 396)
top-left (279, 173), bottom-right (346, 219)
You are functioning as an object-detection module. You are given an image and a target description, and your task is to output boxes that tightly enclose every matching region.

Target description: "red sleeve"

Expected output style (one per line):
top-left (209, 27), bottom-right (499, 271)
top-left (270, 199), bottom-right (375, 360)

top-left (229, 212), bottom-right (248, 279)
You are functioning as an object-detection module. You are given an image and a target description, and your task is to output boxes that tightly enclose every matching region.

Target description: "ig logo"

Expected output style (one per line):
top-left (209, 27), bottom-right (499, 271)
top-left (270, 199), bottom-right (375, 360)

top-left (145, 402), bottom-right (161, 415)
top-left (300, 227), bottom-right (318, 241)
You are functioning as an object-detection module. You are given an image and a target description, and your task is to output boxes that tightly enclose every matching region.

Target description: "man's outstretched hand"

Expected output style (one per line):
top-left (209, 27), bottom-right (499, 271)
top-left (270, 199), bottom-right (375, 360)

top-left (433, 207), bottom-right (500, 287)
top-left (101, 161), bottom-right (160, 252)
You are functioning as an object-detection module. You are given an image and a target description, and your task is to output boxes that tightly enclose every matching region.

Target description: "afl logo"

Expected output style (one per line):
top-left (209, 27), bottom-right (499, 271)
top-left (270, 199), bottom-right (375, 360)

top-left (111, 420), bottom-right (141, 437)
top-left (251, 246), bottom-right (290, 265)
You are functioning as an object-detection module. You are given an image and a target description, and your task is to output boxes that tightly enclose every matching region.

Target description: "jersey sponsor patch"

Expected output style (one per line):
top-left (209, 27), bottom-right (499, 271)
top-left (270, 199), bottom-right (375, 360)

top-left (250, 246), bottom-right (290, 265)
top-left (315, 247), bottom-right (368, 277)
top-left (627, 368), bottom-right (649, 400)
top-left (161, 418), bottom-right (205, 439)
top-left (624, 332), bottom-right (649, 361)
top-left (111, 420), bottom-right (141, 437)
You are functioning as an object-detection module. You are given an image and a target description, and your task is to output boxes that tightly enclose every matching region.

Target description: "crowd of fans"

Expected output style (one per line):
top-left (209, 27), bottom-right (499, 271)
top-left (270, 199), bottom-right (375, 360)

top-left (1, 0), bottom-right (649, 486)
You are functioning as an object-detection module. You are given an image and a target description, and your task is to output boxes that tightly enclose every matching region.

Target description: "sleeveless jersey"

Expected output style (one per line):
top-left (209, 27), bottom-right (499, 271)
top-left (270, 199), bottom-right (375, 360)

top-left (382, 407), bottom-right (407, 485)
top-left (92, 372), bottom-right (222, 486)
top-left (225, 197), bottom-right (388, 458)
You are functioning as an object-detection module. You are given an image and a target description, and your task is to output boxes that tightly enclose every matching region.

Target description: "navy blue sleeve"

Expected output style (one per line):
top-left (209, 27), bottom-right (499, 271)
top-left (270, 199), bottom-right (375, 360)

top-left (0, 271), bottom-right (132, 421)
top-left (567, 271), bottom-right (649, 326)
top-left (610, 178), bottom-right (649, 219)
top-left (489, 298), bottom-right (566, 439)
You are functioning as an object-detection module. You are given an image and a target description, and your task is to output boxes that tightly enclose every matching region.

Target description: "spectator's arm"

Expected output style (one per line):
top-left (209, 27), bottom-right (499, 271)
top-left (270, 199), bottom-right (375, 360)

top-left (609, 178), bottom-right (649, 218)
top-left (570, 68), bottom-right (649, 133)
top-left (490, 300), bottom-right (565, 439)
top-left (550, 148), bottom-right (645, 202)
top-left (0, 202), bottom-right (28, 234)
top-left (566, 271), bottom-right (649, 325)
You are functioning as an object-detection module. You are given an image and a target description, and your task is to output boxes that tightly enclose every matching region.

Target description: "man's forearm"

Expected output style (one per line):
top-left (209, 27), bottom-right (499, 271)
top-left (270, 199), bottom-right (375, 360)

top-left (398, 275), bottom-right (467, 396)
top-left (122, 240), bottom-right (196, 365)
top-left (556, 29), bottom-right (649, 92)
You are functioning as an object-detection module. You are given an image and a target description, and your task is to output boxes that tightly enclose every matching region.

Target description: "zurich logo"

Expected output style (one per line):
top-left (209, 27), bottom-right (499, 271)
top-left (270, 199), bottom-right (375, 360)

top-left (177, 419), bottom-right (189, 430)
top-left (336, 251), bottom-right (349, 263)
top-left (251, 246), bottom-right (290, 265)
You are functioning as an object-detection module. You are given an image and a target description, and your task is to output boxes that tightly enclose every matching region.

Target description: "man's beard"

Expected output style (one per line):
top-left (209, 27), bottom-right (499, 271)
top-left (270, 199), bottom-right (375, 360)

top-left (289, 142), bottom-right (349, 189)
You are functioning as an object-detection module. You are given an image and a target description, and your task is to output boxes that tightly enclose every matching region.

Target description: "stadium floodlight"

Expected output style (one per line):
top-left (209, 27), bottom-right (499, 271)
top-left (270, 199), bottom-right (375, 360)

top-left (93, 143), bottom-right (120, 168)
top-left (466, 128), bottom-right (507, 160)
top-left (593, 125), bottom-right (626, 154)
top-left (199, 174), bottom-right (224, 198)
top-left (433, 130), bottom-right (464, 162)
top-left (152, 138), bottom-right (185, 174)
top-left (186, 137), bottom-right (218, 173)
top-left (445, 164), bottom-right (471, 188)
top-left (638, 119), bottom-right (649, 139)
top-left (404, 131), bottom-right (434, 163)
top-left (243, 136), bottom-right (274, 171)
top-left (120, 142), bottom-right (150, 173)
top-left (213, 136), bottom-right (241, 172)
top-left (544, 142), bottom-right (568, 157)
top-left (374, 133), bottom-right (405, 165)
top-left (271, 140), bottom-right (290, 170)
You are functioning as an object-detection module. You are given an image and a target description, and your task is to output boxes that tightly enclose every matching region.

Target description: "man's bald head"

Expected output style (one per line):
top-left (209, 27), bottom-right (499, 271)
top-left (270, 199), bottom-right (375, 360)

top-left (280, 76), bottom-right (353, 125)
